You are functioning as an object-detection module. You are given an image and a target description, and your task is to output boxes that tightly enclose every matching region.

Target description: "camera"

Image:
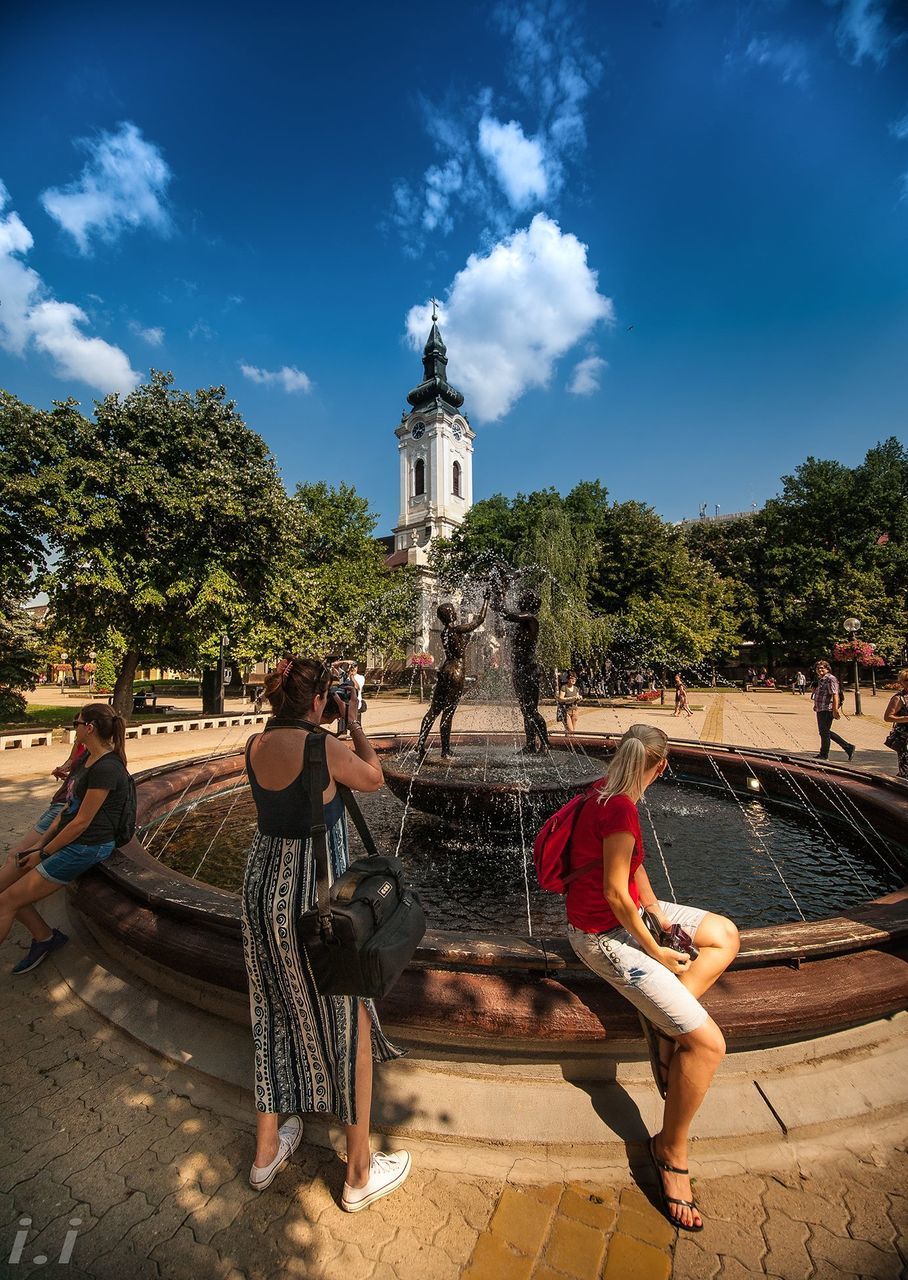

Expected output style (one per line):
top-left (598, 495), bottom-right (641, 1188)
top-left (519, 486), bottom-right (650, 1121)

top-left (323, 669), bottom-right (355, 732)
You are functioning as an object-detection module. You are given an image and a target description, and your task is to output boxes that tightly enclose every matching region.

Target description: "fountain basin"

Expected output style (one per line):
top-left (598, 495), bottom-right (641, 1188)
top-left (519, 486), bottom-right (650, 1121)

top-left (382, 745), bottom-right (603, 827)
top-left (67, 732), bottom-right (908, 1049)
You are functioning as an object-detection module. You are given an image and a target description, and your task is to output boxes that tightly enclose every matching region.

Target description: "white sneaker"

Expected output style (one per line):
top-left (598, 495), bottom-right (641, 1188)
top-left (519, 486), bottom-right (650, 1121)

top-left (341, 1150), bottom-right (412, 1212)
top-left (249, 1115), bottom-right (303, 1191)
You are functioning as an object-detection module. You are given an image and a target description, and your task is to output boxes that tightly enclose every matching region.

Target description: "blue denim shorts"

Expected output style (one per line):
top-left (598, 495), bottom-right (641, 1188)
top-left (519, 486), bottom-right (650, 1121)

top-left (35, 802), bottom-right (66, 834)
top-left (568, 900), bottom-right (710, 1036)
top-left (35, 840), bottom-right (115, 885)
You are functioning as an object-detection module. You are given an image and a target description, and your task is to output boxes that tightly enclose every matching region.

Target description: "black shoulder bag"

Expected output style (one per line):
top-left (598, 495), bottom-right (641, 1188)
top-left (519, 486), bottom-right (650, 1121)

top-left (296, 729), bottom-right (426, 999)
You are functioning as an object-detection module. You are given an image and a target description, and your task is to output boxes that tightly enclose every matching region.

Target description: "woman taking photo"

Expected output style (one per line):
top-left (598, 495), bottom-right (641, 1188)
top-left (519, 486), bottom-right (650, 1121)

top-left (0, 705), bottom-right (130, 971)
top-left (565, 725), bottom-right (739, 1231)
top-left (242, 657), bottom-right (409, 1210)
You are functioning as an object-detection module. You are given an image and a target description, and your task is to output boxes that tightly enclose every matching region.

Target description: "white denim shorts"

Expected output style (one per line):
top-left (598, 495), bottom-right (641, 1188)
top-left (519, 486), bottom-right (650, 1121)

top-left (568, 901), bottom-right (710, 1037)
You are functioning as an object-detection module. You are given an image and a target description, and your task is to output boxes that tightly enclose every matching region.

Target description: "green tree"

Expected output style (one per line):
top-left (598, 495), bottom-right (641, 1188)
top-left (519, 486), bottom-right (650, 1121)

top-left (45, 372), bottom-right (291, 717)
top-left (684, 439), bottom-right (908, 667)
top-left (274, 481), bottom-right (419, 661)
top-left (434, 483), bottom-right (738, 668)
top-left (0, 390), bottom-right (70, 714)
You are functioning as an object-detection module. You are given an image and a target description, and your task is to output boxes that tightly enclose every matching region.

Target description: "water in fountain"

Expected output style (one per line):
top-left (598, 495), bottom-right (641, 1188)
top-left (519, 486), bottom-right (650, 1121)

top-left (143, 564), bottom-right (905, 936)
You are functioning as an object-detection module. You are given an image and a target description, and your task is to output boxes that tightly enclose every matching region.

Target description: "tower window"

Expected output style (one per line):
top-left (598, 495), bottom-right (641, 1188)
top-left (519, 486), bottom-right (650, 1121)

top-left (452, 460), bottom-right (462, 498)
top-left (414, 457), bottom-right (425, 496)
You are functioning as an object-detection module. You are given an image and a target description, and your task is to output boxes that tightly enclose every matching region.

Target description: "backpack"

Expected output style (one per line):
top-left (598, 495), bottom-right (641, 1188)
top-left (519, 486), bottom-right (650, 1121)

top-left (115, 773), bottom-right (138, 847)
top-left (533, 785), bottom-right (601, 893)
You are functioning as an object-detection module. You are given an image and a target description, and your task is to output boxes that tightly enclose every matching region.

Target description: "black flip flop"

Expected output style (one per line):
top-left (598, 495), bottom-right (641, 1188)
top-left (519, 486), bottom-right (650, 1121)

top-left (649, 1137), bottom-right (703, 1232)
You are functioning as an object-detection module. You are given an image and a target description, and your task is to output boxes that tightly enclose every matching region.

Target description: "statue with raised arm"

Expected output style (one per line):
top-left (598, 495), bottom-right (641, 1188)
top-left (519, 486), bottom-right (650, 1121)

top-left (416, 590), bottom-right (491, 759)
top-left (495, 587), bottom-right (551, 754)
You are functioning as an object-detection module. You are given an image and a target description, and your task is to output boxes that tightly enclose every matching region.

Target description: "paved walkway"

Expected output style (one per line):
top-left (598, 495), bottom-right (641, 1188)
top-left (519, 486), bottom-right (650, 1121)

top-left (1, 686), bottom-right (906, 1278)
top-left (1, 953), bottom-right (905, 1280)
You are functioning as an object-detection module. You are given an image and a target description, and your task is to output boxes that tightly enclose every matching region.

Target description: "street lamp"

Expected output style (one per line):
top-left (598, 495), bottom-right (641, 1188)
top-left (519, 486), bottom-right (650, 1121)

top-left (843, 617), bottom-right (862, 716)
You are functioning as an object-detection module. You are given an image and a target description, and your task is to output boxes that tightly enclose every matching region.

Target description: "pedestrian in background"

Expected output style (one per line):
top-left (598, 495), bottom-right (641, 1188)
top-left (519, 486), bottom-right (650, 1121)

top-left (811, 661), bottom-right (855, 761)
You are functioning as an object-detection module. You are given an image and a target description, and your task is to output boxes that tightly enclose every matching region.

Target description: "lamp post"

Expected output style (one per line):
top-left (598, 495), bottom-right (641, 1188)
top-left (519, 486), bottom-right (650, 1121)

top-left (843, 617), bottom-right (862, 716)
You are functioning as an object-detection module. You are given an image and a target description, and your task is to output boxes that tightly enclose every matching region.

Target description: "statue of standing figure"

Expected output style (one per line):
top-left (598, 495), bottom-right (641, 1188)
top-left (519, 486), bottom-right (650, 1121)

top-left (493, 585), bottom-right (551, 754)
top-left (416, 590), bottom-right (491, 759)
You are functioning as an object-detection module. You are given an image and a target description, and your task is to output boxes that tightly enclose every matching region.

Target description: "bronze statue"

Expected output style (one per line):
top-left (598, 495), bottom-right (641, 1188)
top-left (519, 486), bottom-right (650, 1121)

top-left (416, 591), bottom-right (491, 759)
top-left (496, 588), bottom-right (550, 753)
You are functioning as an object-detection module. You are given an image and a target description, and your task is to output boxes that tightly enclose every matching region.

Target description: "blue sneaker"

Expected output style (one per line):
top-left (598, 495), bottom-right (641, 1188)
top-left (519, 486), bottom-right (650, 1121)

top-left (11, 929), bottom-right (68, 975)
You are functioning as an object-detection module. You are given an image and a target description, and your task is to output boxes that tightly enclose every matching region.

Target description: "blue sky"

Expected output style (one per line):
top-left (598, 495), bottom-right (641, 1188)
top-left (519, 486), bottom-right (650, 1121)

top-left (1, 0), bottom-right (906, 531)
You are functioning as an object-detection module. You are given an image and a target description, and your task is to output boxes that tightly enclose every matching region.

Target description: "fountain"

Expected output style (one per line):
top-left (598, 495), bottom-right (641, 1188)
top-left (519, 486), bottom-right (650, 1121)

top-left (58, 575), bottom-right (908, 1158)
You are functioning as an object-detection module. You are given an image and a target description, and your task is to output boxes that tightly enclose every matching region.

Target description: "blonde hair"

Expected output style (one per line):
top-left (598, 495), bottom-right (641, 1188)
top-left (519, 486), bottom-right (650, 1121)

top-left (897, 668), bottom-right (908, 688)
top-left (598, 724), bottom-right (669, 805)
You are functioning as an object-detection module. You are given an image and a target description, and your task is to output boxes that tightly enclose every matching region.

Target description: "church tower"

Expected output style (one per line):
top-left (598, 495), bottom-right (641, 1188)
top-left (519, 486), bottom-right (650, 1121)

top-left (392, 307), bottom-right (474, 553)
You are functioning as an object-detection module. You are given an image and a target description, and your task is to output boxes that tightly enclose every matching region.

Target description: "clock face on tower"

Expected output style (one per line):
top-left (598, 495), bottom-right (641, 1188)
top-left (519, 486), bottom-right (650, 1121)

top-left (451, 423), bottom-right (463, 441)
top-left (411, 422), bottom-right (425, 439)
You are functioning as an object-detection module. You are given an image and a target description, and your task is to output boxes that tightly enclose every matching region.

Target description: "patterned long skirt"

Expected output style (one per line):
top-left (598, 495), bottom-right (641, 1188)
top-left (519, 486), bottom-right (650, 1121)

top-left (241, 813), bottom-right (404, 1123)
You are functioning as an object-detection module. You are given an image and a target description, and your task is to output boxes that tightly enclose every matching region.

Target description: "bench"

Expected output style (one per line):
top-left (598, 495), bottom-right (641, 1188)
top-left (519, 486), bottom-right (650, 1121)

top-left (0, 730), bottom-right (54, 750)
top-left (65, 713), bottom-right (267, 744)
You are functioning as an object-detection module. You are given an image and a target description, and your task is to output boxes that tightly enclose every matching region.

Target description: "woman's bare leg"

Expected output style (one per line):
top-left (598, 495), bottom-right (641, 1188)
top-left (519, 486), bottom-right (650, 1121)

top-left (654, 1017), bottom-right (726, 1228)
top-left (344, 1002), bottom-right (374, 1187)
top-left (680, 913), bottom-right (740, 1000)
top-left (253, 1113), bottom-right (280, 1168)
top-left (0, 871), bottom-right (59, 946)
top-left (0, 855), bottom-right (53, 943)
top-left (656, 914), bottom-right (739, 1121)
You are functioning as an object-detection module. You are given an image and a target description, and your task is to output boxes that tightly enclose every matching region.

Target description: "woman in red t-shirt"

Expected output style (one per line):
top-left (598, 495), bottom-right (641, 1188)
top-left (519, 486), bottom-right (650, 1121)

top-left (567, 724), bottom-right (739, 1232)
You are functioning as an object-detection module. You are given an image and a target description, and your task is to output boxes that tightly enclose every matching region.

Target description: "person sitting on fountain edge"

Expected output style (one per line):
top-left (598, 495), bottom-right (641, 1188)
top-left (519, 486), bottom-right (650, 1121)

top-left (0, 704), bottom-right (132, 974)
top-left (494, 588), bottom-right (550, 754)
top-left (564, 724), bottom-right (740, 1232)
top-left (416, 590), bottom-right (490, 760)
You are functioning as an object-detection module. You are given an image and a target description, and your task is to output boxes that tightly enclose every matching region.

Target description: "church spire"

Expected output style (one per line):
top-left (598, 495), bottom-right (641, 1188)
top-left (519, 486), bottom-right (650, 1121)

top-left (407, 302), bottom-right (465, 413)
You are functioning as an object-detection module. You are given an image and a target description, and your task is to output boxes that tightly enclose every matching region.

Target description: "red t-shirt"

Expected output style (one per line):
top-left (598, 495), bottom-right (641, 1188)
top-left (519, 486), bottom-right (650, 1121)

top-left (565, 792), bottom-right (645, 933)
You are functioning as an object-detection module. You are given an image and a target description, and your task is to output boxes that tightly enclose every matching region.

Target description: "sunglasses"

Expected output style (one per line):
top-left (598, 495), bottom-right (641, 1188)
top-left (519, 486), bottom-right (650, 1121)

top-left (72, 718), bottom-right (92, 727)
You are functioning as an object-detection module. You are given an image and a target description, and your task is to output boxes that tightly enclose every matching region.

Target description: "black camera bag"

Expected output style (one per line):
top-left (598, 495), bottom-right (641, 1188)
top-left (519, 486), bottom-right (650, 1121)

top-left (296, 730), bottom-right (426, 998)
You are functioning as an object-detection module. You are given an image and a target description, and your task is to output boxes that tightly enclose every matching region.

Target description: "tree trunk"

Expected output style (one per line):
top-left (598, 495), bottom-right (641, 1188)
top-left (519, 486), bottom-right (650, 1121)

top-left (201, 667), bottom-right (223, 715)
top-left (112, 650), bottom-right (140, 719)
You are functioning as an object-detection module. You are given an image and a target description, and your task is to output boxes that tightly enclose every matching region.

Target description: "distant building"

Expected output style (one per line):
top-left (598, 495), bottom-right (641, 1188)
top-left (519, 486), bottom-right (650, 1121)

top-left (677, 503), bottom-right (758, 527)
top-left (383, 309), bottom-right (475, 658)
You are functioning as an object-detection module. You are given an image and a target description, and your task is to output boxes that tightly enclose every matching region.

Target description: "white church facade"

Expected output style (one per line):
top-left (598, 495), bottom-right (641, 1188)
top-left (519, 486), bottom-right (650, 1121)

top-left (384, 310), bottom-right (475, 655)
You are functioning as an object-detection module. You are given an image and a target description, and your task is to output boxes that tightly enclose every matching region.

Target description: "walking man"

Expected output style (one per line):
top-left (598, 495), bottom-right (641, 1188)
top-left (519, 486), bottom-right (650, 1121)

top-left (812, 661), bottom-right (855, 762)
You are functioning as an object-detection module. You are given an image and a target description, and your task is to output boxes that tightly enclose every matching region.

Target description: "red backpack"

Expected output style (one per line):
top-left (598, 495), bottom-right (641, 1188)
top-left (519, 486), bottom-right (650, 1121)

top-left (533, 785), bottom-right (601, 893)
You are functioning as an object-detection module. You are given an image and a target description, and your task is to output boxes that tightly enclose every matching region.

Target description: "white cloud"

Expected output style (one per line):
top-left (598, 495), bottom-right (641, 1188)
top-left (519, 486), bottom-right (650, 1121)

top-left (405, 214), bottom-right (613, 421)
top-left (0, 180), bottom-right (139, 393)
top-left (742, 36), bottom-right (811, 90)
top-left (830, 0), bottom-right (901, 66)
top-left (129, 321), bottom-right (164, 346)
top-left (890, 111), bottom-right (908, 140)
top-left (41, 121), bottom-right (172, 254)
top-left (0, 181), bottom-right (42, 355)
top-left (240, 363), bottom-right (312, 393)
top-left (499, 1), bottom-right (600, 156)
top-left (390, 2), bottom-right (600, 251)
top-left (478, 116), bottom-right (549, 209)
top-left (567, 354), bottom-right (607, 396)
top-left (29, 301), bottom-right (139, 394)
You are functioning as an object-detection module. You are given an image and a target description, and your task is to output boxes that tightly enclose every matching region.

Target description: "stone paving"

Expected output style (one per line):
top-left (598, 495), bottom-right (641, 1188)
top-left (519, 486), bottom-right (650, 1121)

top-left (1, 686), bottom-right (906, 1278)
top-left (1, 949), bottom-right (906, 1280)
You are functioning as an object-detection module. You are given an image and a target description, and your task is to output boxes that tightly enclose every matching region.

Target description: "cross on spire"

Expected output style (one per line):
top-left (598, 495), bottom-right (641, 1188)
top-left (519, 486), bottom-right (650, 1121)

top-left (430, 296), bottom-right (439, 322)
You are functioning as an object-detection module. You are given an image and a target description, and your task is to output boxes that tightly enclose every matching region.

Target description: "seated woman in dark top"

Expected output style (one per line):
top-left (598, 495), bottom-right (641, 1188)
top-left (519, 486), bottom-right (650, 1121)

top-left (241, 657), bottom-right (409, 1211)
top-left (0, 703), bottom-right (130, 974)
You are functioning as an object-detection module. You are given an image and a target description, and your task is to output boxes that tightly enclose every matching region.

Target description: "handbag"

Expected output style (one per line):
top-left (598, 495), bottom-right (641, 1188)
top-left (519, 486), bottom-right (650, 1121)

top-left (642, 907), bottom-right (699, 961)
top-left (296, 729), bottom-right (426, 998)
top-left (885, 699), bottom-right (908, 751)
